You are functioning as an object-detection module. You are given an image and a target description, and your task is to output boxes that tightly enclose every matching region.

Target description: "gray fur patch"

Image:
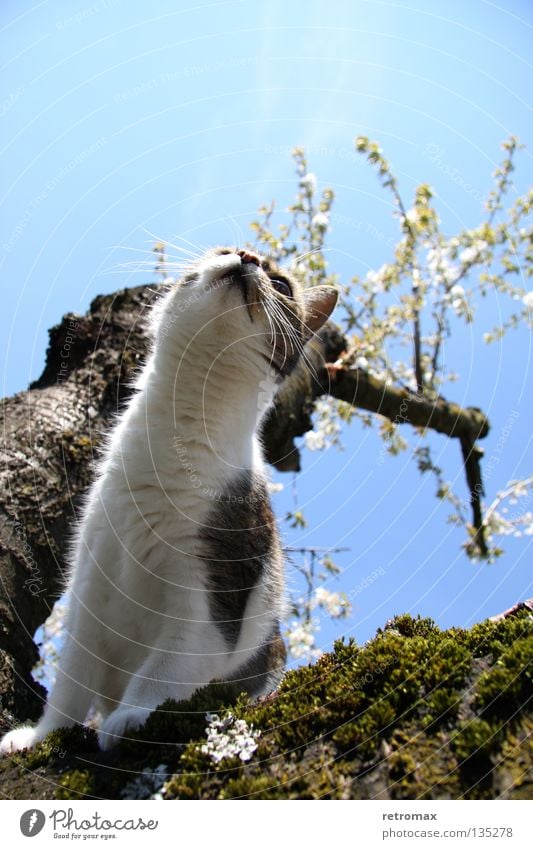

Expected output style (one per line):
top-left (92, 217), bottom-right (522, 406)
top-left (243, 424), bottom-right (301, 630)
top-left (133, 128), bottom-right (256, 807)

top-left (199, 473), bottom-right (278, 646)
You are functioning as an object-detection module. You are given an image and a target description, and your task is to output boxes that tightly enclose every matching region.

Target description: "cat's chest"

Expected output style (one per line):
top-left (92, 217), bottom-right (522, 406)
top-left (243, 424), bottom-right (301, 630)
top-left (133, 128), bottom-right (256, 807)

top-left (109, 445), bottom-right (268, 547)
top-left (105, 391), bottom-right (268, 550)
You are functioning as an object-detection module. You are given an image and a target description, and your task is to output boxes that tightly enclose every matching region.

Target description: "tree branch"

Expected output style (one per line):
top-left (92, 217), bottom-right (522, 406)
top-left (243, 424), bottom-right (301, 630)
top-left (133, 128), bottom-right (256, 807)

top-left (460, 436), bottom-right (488, 556)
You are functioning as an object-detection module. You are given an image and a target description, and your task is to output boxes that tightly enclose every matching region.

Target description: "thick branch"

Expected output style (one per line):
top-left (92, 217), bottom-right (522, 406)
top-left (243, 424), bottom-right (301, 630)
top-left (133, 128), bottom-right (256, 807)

top-left (325, 367), bottom-right (489, 441)
top-left (263, 335), bottom-right (490, 468)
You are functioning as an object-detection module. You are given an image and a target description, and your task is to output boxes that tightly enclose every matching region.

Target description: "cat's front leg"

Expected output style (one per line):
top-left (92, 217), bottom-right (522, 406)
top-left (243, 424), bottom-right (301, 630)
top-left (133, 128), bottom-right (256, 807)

top-left (98, 688), bottom-right (198, 750)
top-left (97, 705), bottom-right (155, 750)
top-left (96, 649), bottom-right (215, 750)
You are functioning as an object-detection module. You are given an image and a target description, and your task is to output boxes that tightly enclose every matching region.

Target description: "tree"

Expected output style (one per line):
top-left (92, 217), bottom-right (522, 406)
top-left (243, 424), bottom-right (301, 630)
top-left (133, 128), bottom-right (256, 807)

top-left (255, 138), bottom-right (532, 557)
top-left (0, 136), bottom-right (531, 799)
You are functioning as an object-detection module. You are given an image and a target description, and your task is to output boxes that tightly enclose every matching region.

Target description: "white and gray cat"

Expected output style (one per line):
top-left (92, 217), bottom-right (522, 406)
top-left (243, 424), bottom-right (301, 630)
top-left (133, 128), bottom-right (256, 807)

top-left (0, 247), bottom-right (337, 753)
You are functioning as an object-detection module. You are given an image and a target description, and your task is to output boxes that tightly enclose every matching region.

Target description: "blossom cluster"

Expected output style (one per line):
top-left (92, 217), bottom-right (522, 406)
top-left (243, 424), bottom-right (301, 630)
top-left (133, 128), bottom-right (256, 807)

top-left (252, 137), bottom-right (532, 565)
top-left (314, 586), bottom-right (351, 618)
top-left (483, 477), bottom-right (533, 544)
top-left (285, 619), bottom-right (322, 661)
top-left (304, 396), bottom-right (342, 452)
top-left (300, 171), bottom-right (317, 192)
top-left (200, 713), bottom-right (260, 764)
top-left (285, 588), bottom-right (351, 661)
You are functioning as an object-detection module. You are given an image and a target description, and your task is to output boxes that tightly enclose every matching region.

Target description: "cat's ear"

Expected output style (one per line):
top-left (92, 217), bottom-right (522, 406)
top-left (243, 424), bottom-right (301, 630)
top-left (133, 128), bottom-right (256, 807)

top-left (302, 286), bottom-right (338, 339)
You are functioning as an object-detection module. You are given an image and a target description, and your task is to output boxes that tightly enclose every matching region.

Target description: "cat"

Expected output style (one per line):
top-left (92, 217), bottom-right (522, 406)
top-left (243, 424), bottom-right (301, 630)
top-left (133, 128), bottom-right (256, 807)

top-left (0, 246), bottom-right (337, 753)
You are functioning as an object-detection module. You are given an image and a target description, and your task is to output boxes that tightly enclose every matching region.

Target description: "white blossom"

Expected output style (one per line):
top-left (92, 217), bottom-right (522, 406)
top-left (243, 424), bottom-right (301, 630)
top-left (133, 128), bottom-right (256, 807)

top-left (365, 268), bottom-right (384, 293)
top-left (426, 246), bottom-right (460, 286)
top-left (508, 479), bottom-right (528, 498)
top-left (200, 713), bottom-right (260, 764)
top-left (304, 430), bottom-right (326, 451)
top-left (314, 587), bottom-right (351, 618)
top-left (523, 291), bottom-right (533, 310)
top-left (459, 241), bottom-right (487, 265)
top-left (285, 619), bottom-right (321, 661)
top-left (303, 397), bottom-right (341, 452)
top-left (459, 246), bottom-right (477, 264)
top-left (300, 172), bottom-right (317, 192)
top-left (485, 509), bottom-right (514, 537)
top-left (443, 264), bottom-right (461, 285)
top-left (444, 283), bottom-right (468, 316)
top-left (312, 212), bottom-right (329, 229)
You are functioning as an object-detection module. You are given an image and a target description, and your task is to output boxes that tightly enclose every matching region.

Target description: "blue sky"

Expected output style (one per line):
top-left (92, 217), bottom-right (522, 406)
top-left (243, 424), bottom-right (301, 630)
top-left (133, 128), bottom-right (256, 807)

top-left (1, 0), bottom-right (532, 656)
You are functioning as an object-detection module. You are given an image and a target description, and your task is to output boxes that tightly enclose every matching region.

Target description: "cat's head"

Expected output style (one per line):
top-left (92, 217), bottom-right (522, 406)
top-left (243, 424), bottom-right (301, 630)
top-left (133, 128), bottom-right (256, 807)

top-left (155, 246), bottom-right (338, 382)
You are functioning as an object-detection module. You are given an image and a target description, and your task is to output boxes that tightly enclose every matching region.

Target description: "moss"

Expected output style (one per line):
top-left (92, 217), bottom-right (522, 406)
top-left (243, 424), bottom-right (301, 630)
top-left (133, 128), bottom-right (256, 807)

top-left (452, 718), bottom-right (498, 764)
top-left (474, 637), bottom-right (532, 720)
top-left (3, 612), bottom-right (532, 800)
top-left (56, 769), bottom-right (96, 799)
top-left (21, 725), bottom-right (98, 770)
top-left (60, 431), bottom-right (98, 464)
top-left (386, 724), bottom-right (462, 800)
top-left (495, 717), bottom-right (533, 799)
top-left (332, 699), bottom-right (397, 760)
top-left (380, 613), bottom-right (439, 639)
top-left (423, 688), bottom-right (461, 727)
top-left (117, 682), bottom-right (249, 754)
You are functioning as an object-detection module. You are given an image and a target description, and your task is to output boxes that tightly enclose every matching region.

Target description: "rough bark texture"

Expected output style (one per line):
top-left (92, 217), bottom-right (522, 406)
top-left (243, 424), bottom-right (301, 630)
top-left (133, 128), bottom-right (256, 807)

top-left (0, 281), bottom-right (514, 800)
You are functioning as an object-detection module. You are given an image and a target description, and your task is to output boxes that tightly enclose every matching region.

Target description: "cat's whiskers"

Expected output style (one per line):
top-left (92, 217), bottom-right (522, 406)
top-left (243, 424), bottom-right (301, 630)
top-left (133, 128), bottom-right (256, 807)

top-left (227, 215), bottom-right (245, 250)
top-left (290, 247), bottom-right (330, 267)
top-left (229, 273), bottom-right (281, 376)
top-left (263, 291), bottom-right (323, 384)
top-left (262, 291), bottom-right (298, 367)
top-left (258, 290), bottom-right (278, 371)
top-left (139, 227), bottom-right (206, 262)
top-left (262, 293), bottom-right (293, 376)
top-left (102, 260), bottom-right (192, 277)
top-left (163, 234), bottom-right (208, 260)
top-left (278, 313), bottom-right (323, 385)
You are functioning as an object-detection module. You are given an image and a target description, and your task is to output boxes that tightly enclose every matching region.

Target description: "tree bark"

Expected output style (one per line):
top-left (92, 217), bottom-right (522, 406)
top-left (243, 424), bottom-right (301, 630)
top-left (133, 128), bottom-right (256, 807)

top-left (0, 282), bottom-right (491, 726)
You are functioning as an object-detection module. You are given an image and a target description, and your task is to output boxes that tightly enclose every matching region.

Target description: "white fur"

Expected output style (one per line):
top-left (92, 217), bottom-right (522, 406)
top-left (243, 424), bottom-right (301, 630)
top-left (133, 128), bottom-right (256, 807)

top-left (1, 252), bottom-right (284, 754)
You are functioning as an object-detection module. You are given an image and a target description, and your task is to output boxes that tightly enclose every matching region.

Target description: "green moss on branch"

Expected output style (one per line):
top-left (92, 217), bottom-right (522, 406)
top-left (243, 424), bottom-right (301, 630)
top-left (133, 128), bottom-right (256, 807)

top-left (1, 612), bottom-right (531, 800)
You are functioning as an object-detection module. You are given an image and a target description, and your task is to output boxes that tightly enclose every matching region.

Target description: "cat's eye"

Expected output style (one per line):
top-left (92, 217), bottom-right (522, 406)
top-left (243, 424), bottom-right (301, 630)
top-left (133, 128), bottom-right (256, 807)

top-left (270, 277), bottom-right (293, 298)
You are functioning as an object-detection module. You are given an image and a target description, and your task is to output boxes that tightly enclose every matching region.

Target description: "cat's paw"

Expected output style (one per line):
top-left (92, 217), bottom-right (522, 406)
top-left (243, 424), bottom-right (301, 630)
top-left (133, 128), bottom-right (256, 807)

top-left (97, 707), bottom-right (149, 751)
top-left (0, 725), bottom-right (39, 756)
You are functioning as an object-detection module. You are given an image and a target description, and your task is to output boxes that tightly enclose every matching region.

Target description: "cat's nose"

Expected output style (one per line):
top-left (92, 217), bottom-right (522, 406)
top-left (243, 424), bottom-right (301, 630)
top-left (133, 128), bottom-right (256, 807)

top-left (237, 249), bottom-right (261, 267)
